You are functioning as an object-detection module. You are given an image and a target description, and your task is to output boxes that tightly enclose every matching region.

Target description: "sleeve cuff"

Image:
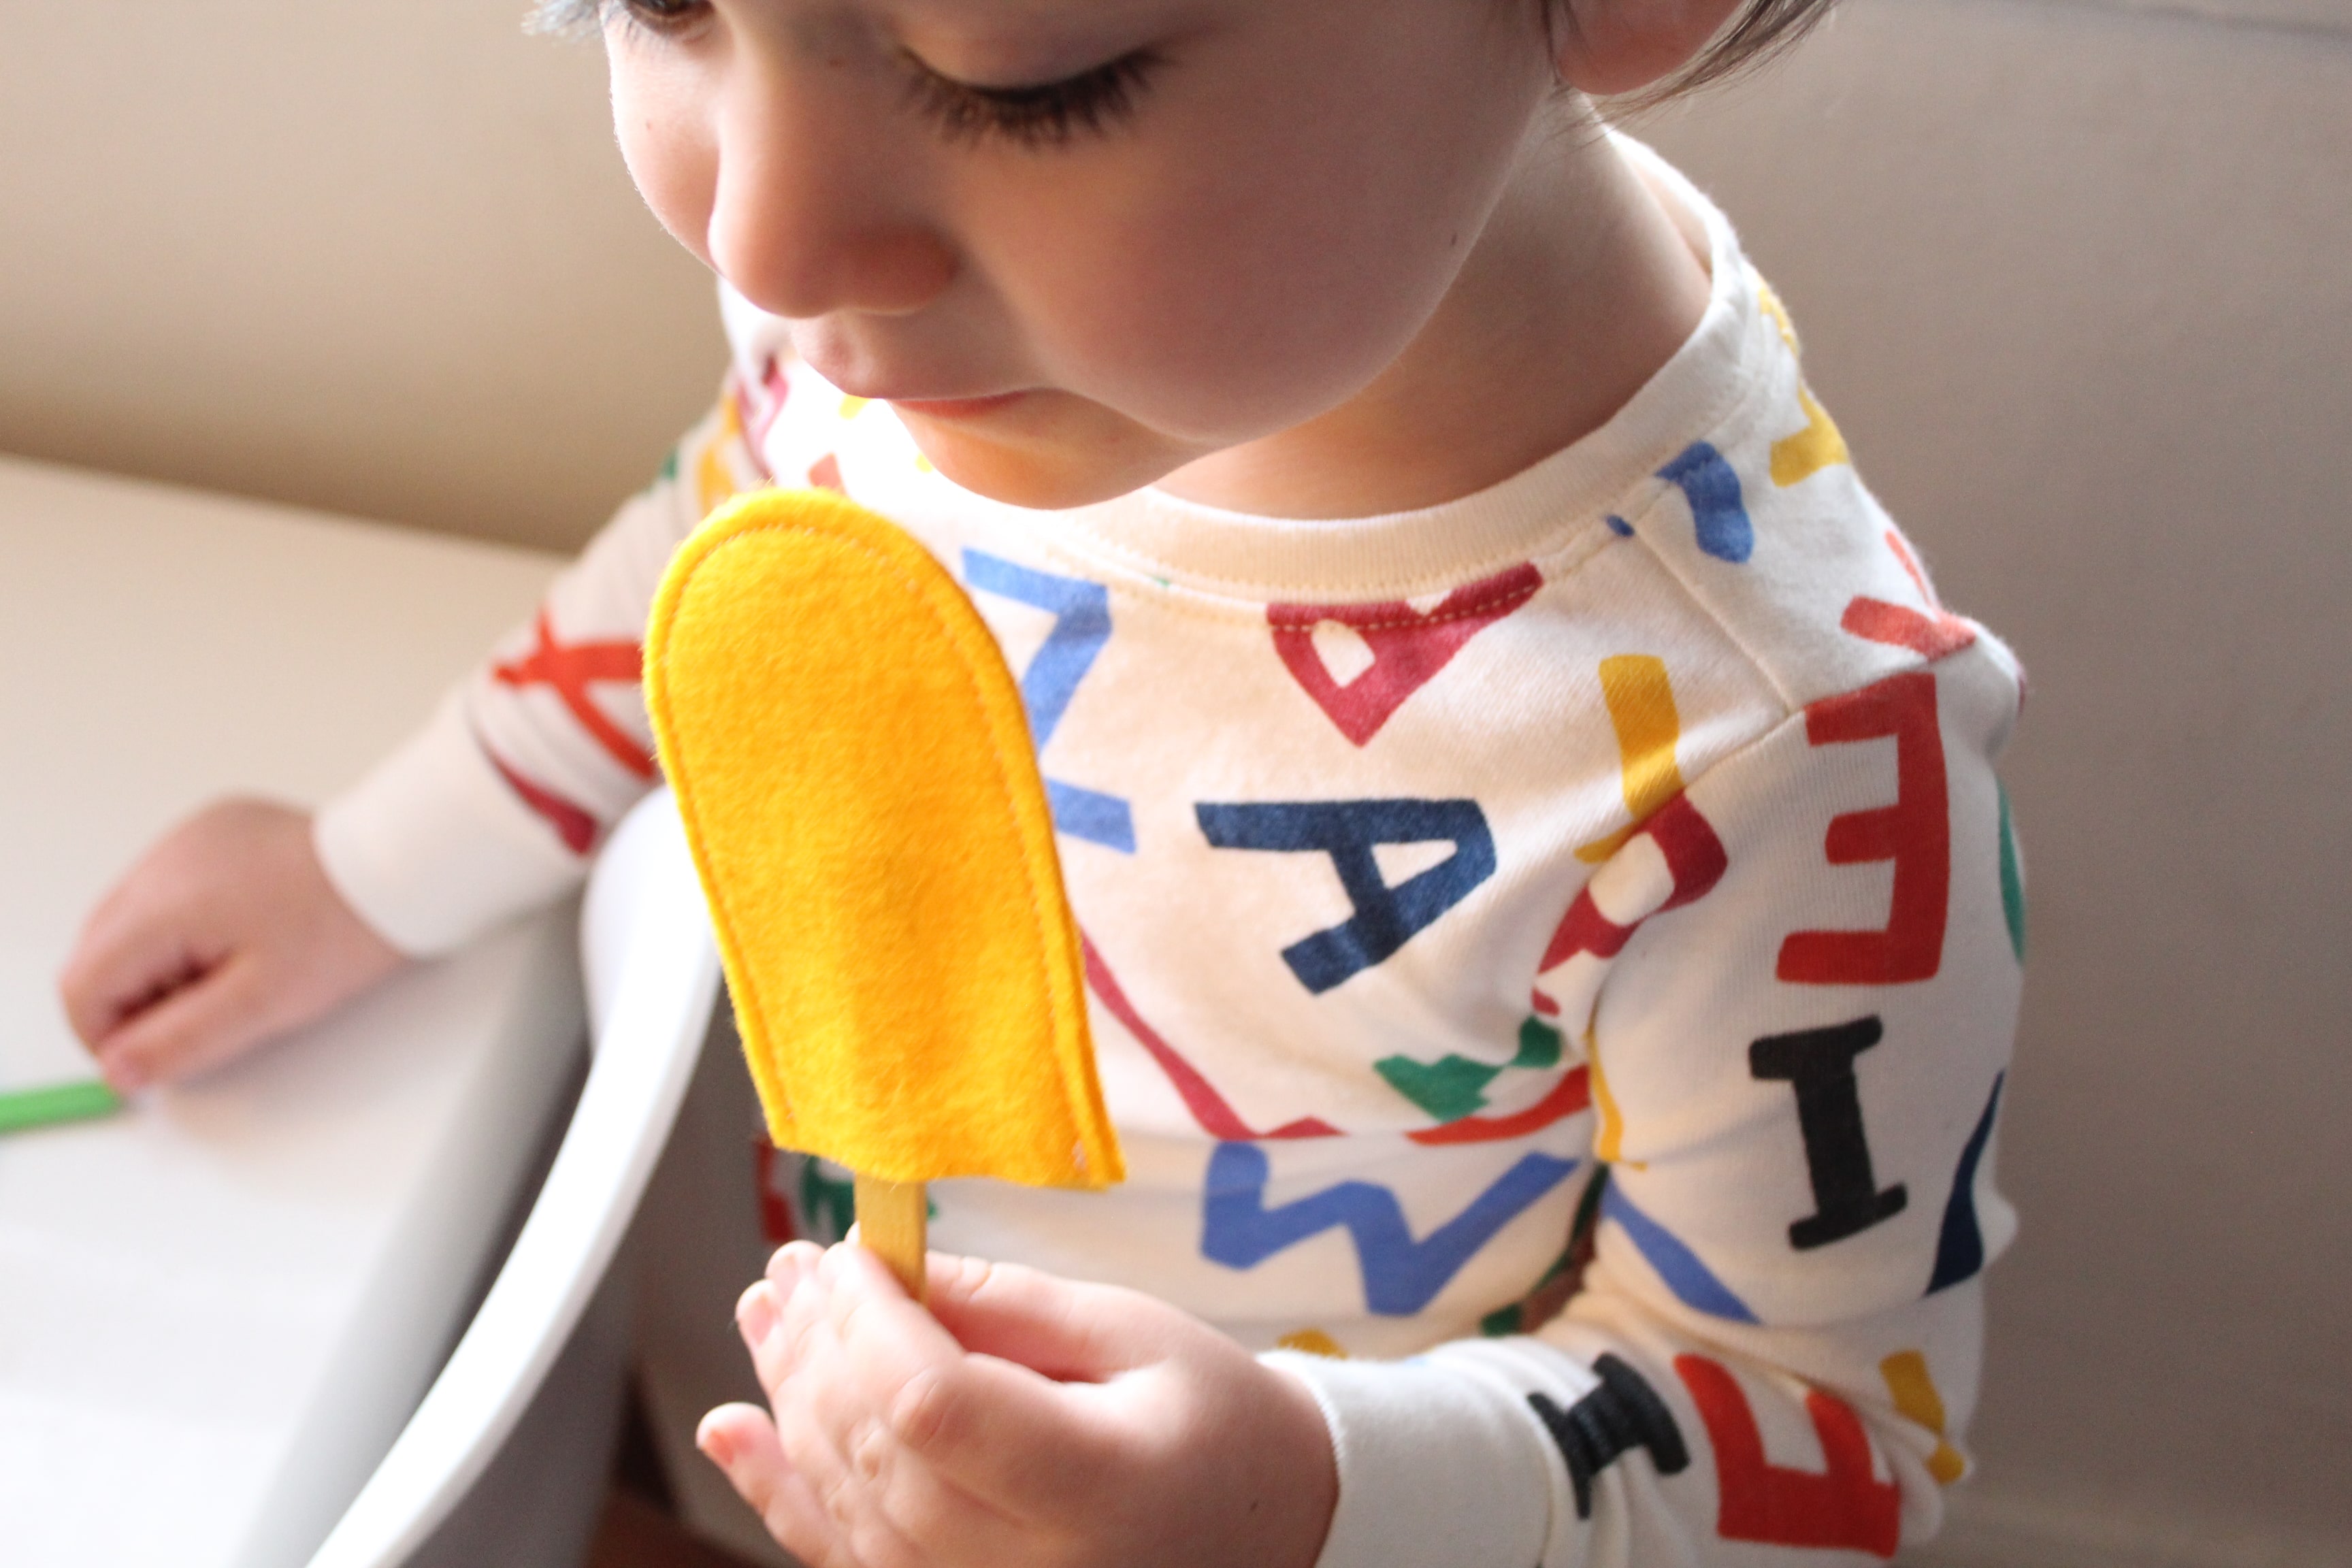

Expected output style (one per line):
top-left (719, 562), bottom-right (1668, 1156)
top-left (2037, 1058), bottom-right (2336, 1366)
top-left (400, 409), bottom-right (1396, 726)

top-left (314, 689), bottom-right (588, 956)
top-left (1263, 1350), bottom-right (1555, 1568)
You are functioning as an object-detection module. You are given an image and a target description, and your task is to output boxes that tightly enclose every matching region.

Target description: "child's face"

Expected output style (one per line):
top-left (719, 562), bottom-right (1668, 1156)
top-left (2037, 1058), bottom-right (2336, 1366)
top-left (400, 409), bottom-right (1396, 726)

top-left (603, 0), bottom-right (1559, 509)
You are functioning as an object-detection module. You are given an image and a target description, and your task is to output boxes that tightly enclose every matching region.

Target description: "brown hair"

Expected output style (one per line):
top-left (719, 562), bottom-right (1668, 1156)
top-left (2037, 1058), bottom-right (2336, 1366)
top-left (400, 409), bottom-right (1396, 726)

top-left (1678, 0), bottom-right (1840, 93)
top-left (1575, 0), bottom-right (1844, 108)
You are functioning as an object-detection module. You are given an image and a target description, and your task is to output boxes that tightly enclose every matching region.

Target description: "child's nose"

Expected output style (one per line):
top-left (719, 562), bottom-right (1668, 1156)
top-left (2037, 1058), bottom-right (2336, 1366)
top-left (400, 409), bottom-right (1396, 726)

top-left (706, 65), bottom-right (958, 322)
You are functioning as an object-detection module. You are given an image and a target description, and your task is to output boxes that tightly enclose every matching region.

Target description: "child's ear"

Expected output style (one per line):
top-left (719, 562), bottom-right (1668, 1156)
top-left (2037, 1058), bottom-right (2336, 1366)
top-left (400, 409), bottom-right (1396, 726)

top-left (1548, 0), bottom-right (1749, 97)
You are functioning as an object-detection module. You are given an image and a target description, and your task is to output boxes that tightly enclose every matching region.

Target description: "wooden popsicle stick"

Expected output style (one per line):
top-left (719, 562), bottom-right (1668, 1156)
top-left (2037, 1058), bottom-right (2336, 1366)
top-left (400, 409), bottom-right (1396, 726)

top-left (853, 1173), bottom-right (929, 1304)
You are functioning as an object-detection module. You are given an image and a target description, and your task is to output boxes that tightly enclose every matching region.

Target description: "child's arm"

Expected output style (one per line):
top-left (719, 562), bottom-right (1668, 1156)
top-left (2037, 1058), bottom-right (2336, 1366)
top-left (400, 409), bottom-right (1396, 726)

top-left (58, 377), bottom-right (774, 1085)
top-left (702, 1243), bottom-right (1338, 1568)
top-left (1262, 640), bottom-right (2025, 1565)
top-left (59, 798), bottom-right (404, 1091)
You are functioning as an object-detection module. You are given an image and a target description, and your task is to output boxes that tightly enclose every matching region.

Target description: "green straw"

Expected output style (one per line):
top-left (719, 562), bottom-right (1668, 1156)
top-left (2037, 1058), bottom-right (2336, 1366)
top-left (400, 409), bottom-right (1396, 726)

top-left (0, 1078), bottom-right (124, 1137)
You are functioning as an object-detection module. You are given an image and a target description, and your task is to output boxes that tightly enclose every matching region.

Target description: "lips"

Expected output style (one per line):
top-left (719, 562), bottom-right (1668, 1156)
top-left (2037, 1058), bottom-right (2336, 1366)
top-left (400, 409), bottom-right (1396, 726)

top-left (789, 329), bottom-right (1030, 423)
top-left (887, 391), bottom-right (1028, 420)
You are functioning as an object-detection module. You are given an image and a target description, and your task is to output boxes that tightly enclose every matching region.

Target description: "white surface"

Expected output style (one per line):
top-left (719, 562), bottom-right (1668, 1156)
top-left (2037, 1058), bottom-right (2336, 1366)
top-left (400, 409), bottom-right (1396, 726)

top-left (0, 457), bottom-right (591, 1568)
top-left (306, 791), bottom-right (719, 1568)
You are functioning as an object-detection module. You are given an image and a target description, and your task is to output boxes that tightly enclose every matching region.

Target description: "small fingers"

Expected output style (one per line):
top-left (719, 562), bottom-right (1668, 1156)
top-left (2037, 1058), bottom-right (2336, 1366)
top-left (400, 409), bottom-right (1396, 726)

top-left (752, 1272), bottom-right (871, 1538)
top-left (761, 1245), bottom-right (973, 1448)
top-left (86, 956), bottom-right (273, 1092)
top-left (883, 1350), bottom-right (1128, 1523)
top-left (925, 1252), bottom-right (1188, 1377)
top-left (739, 1244), bottom-right (842, 1405)
top-left (824, 1245), bottom-right (968, 1390)
top-left (56, 798), bottom-right (404, 1090)
top-left (739, 1245), bottom-right (1054, 1566)
top-left (697, 1403), bottom-right (788, 1516)
top-left (738, 1243), bottom-right (825, 1386)
top-left (57, 899), bottom-right (209, 1056)
top-left (699, 1404), bottom-right (861, 1568)
top-left (770, 1369), bottom-right (934, 1568)
top-left (855, 1419), bottom-right (1036, 1568)
top-left (55, 800), bottom-right (273, 1052)
top-left (767, 1239), bottom-right (826, 1290)
top-left (769, 1344), bottom-right (1026, 1568)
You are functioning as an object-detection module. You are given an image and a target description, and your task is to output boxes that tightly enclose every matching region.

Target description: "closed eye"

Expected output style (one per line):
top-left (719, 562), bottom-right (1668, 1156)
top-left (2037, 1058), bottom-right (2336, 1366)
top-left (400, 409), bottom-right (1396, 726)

top-left (898, 48), bottom-right (1165, 149)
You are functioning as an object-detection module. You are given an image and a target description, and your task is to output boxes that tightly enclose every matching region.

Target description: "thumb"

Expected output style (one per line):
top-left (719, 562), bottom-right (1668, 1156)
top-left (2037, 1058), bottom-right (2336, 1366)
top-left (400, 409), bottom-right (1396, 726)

top-left (885, 1259), bottom-right (1184, 1518)
top-left (924, 1255), bottom-right (1185, 1383)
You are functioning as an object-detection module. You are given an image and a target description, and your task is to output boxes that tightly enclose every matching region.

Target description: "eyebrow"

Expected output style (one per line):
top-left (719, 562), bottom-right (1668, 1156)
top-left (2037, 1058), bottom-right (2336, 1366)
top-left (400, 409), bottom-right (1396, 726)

top-left (526, 0), bottom-right (603, 37)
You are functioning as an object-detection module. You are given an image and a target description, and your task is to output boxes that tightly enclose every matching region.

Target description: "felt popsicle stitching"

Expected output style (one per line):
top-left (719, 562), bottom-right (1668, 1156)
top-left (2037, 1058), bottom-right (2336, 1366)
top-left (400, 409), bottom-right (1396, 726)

top-left (645, 489), bottom-right (1123, 1297)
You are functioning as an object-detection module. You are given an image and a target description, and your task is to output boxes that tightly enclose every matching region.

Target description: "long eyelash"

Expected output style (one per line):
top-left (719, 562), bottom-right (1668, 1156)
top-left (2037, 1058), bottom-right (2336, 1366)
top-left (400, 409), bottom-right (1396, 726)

top-left (524, 4), bottom-right (1159, 148)
top-left (900, 50), bottom-right (1162, 150)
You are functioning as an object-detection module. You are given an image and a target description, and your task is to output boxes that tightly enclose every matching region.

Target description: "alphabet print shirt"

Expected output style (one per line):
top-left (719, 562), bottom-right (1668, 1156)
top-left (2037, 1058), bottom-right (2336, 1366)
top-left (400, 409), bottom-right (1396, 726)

top-left (318, 143), bottom-right (2024, 1567)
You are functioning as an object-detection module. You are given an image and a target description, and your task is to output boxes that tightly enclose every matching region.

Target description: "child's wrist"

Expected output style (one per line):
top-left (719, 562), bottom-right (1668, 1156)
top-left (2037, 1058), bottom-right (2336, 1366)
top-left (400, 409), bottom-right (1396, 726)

top-left (1254, 1360), bottom-right (1341, 1568)
top-left (1258, 1350), bottom-right (1552, 1568)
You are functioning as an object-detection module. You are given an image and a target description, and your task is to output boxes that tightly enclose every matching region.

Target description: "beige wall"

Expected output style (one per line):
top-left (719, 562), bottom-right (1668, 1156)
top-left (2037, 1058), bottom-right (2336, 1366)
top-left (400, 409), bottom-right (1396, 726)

top-left (0, 0), bottom-right (725, 551)
top-left (1635, 2), bottom-right (2351, 1561)
top-left (6, 2), bottom-right (2347, 1564)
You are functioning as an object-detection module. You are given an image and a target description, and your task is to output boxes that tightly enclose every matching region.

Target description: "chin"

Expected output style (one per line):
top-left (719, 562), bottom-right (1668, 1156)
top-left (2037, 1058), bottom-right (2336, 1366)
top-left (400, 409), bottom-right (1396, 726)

top-left (898, 400), bottom-right (1191, 512)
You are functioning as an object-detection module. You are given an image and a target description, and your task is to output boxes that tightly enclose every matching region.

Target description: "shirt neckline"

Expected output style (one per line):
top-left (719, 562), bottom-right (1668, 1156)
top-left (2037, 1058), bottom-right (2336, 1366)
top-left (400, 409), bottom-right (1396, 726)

top-left (1019, 136), bottom-right (1763, 604)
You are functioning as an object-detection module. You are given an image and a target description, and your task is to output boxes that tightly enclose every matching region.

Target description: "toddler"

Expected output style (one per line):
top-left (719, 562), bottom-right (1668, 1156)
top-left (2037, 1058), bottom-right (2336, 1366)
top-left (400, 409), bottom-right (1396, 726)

top-left (61, 0), bottom-right (2025, 1563)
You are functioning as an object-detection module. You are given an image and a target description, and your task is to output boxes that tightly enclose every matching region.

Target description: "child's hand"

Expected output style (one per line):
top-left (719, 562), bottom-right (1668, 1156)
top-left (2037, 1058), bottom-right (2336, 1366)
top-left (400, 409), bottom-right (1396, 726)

top-left (700, 1242), bottom-right (1339, 1568)
top-left (57, 798), bottom-right (405, 1092)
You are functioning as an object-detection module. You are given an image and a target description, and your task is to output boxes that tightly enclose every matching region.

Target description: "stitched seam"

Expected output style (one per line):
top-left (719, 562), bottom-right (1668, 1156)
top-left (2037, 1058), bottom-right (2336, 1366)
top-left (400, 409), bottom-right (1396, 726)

top-left (657, 517), bottom-right (1073, 1154)
top-left (1615, 479), bottom-right (1800, 717)
top-left (1025, 519), bottom-right (1623, 632)
top-left (1048, 520), bottom-right (1592, 610)
top-left (1271, 584), bottom-right (1546, 634)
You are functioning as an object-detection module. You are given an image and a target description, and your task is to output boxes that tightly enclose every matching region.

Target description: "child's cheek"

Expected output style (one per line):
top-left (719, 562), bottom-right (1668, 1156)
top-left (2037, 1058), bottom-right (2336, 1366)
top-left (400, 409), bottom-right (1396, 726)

top-left (996, 161), bottom-right (1466, 446)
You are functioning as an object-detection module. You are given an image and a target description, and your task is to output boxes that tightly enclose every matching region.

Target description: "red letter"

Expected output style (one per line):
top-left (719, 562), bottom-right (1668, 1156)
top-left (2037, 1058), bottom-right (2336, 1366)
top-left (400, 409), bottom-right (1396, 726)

top-left (751, 1137), bottom-right (797, 1245)
top-left (1675, 1354), bottom-right (1900, 1558)
top-left (1778, 671), bottom-right (1948, 984)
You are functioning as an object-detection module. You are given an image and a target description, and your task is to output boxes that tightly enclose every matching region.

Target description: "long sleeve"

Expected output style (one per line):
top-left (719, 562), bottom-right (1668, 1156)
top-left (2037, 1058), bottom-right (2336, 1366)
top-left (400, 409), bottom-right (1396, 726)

top-left (1270, 630), bottom-right (2023, 1567)
top-left (315, 380), bottom-right (774, 953)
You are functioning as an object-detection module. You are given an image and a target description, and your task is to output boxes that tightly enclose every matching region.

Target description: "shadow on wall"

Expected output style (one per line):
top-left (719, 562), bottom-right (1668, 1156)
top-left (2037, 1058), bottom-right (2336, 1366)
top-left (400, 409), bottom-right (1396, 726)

top-left (0, 0), bottom-right (725, 552)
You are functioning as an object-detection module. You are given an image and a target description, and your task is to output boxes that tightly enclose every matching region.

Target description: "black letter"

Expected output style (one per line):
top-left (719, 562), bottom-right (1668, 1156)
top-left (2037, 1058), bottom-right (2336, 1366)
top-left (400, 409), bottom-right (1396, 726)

top-left (1528, 1354), bottom-right (1691, 1518)
top-left (1748, 1016), bottom-right (1907, 1250)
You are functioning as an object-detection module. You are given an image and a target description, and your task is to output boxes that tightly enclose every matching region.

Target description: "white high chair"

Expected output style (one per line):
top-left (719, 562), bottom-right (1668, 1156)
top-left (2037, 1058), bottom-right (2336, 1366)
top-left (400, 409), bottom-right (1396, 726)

top-left (302, 789), bottom-right (721, 1568)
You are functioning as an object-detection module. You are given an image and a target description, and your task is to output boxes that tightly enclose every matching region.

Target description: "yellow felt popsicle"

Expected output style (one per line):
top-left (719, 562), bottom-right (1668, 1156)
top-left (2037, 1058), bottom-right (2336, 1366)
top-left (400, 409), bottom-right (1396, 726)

top-left (644, 489), bottom-right (1123, 1296)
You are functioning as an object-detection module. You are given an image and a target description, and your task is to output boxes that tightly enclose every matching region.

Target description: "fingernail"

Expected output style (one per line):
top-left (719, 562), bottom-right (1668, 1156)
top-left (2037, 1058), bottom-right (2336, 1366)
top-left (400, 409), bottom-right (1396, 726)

top-left (737, 1284), bottom-right (779, 1345)
top-left (828, 1247), bottom-right (884, 1298)
top-left (768, 1241), bottom-right (817, 1291)
top-left (698, 1424), bottom-right (735, 1469)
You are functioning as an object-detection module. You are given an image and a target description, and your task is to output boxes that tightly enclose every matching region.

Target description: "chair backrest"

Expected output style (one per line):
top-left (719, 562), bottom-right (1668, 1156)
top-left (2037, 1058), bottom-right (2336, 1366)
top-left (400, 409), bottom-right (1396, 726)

top-left (303, 790), bottom-right (720, 1568)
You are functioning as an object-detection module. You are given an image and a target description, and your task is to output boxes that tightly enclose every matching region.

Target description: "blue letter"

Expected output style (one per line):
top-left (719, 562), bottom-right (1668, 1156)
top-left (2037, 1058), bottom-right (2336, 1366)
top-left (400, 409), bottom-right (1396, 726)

top-left (1195, 798), bottom-right (1495, 992)
top-left (965, 551), bottom-right (1134, 852)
